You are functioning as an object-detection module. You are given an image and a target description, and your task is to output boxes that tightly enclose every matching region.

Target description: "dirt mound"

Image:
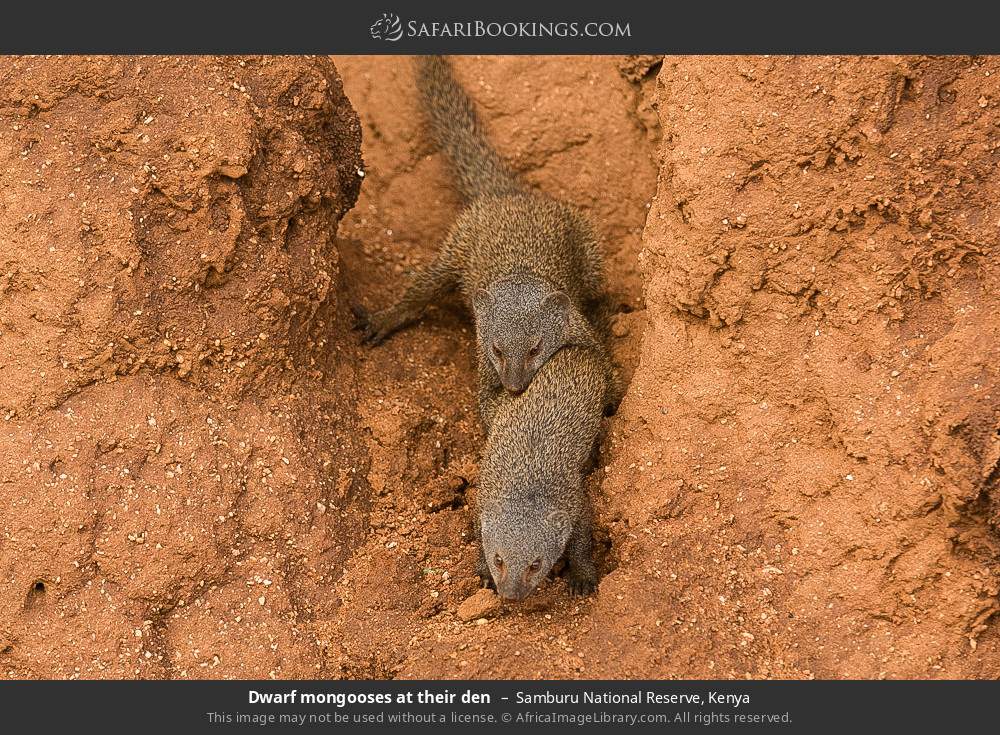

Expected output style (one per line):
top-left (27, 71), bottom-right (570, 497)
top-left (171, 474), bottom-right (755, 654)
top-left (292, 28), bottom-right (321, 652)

top-left (0, 56), bottom-right (366, 678)
top-left (2, 54), bottom-right (997, 680)
top-left (602, 55), bottom-right (1000, 678)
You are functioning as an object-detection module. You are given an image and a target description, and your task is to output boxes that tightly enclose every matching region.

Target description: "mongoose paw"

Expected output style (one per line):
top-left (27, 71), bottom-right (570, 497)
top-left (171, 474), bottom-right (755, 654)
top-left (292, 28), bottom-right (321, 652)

top-left (350, 302), bottom-right (370, 329)
top-left (476, 555), bottom-right (496, 590)
top-left (566, 569), bottom-right (597, 597)
top-left (350, 303), bottom-right (390, 345)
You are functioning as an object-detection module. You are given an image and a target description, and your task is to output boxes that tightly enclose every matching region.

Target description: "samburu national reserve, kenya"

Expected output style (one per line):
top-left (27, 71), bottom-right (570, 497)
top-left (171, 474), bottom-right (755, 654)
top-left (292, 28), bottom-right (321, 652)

top-left (515, 690), bottom-right (751, 707)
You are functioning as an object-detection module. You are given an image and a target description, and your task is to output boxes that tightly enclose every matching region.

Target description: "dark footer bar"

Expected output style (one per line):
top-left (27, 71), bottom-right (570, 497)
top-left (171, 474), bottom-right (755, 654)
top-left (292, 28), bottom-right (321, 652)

top-left (0, 680), bottom-right (996, 733)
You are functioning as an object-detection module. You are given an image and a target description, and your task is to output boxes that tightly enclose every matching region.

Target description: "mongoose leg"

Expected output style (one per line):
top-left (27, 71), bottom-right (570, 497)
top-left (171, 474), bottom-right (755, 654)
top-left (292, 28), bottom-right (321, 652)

top-left (353, 242), bottom-right (460, 345)
top-left (476, 545), bottom-right (496, 590)
top-left (565, 511), bottom-right (598, 596)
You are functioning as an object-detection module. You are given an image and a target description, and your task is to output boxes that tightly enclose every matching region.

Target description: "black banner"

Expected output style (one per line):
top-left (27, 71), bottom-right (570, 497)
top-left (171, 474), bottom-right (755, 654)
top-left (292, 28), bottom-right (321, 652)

top-left (1, 0), bottom-right (1000, 54)
top-left (0, 680), bottom-right (997, 733)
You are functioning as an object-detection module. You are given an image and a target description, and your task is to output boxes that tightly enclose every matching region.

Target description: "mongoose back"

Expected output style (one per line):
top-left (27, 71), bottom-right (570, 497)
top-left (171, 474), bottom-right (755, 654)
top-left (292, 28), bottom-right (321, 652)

top-left (354, 56), bottom-right (610, 425)
top-left (476, 343), bottom-right (606, 600)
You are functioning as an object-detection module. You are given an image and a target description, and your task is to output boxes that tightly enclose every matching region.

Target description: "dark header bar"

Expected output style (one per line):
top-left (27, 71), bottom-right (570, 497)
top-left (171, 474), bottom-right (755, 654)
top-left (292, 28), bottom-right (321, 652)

top-left (0, 679), bottom-right (998, 733)
top-left (2, 1), bottom-right (1000, 54)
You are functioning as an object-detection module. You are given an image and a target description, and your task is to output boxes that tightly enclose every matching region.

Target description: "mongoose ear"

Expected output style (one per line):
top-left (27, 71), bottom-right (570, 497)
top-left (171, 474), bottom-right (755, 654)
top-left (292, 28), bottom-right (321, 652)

top-left (545, 509), bottom-right (571, 536)
top-left (473, 287), bottom-right (494, 319)
top-left (541, 291), bottom-right (571, 331)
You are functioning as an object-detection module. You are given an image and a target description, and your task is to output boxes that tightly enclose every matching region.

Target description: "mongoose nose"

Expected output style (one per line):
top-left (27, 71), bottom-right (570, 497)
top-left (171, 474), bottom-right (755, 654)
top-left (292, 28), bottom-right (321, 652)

top-left (499, 587), bottom-right (532, 602)
top-left (502, 378), bottom-right (528, 395)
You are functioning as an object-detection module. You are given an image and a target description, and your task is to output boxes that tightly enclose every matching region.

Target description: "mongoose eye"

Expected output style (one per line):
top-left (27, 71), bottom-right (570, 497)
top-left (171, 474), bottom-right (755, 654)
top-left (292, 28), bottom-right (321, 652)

top-left (527, 340), bottom-right (541, 358)
top-left (494, 553), bottom-right (504, 568)
top-left (528, 558), bottom-right (542, 573)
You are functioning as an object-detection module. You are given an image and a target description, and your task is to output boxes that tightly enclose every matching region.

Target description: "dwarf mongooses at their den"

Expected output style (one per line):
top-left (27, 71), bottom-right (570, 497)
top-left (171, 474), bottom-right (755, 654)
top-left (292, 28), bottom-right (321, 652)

top-left (354, 55), bottom-right (613, 427)
top-left (476, 342), bottom-right (606, 599)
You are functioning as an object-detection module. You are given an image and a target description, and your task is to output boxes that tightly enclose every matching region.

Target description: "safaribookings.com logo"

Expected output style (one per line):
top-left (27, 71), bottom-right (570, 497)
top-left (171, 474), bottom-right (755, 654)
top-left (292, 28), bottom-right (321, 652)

top-left (370, 13), bottom-right (404, 41)
top-left (369, 13), bottom-right (631, 42)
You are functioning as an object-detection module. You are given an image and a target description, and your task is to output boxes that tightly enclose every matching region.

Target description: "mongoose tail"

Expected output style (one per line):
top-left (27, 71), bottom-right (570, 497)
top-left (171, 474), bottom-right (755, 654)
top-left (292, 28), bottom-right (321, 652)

top-left (416, 56), bottom-right (522, 201)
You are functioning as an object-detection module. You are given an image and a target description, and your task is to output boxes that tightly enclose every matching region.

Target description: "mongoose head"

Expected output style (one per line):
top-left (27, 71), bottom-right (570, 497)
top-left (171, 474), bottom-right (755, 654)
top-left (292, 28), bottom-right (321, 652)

top-left (474, 278), bottom-right (571, 394)
top-left (480, 504), bottom-right (572, 601)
